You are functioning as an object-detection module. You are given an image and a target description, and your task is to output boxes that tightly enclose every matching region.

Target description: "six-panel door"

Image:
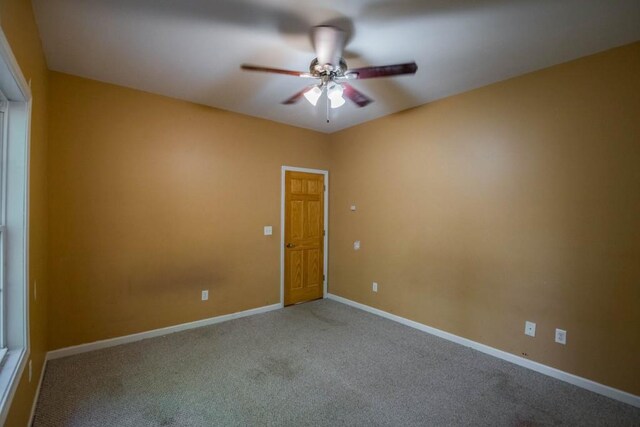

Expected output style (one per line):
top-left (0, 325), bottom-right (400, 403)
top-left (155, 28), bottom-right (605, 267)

top-left (284, 171), bottom-right (324, 306)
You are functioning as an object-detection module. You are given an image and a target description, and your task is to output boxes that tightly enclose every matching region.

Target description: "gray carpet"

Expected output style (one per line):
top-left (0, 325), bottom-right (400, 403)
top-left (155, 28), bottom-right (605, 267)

top-left (33, 299), bottom-right (640, 426)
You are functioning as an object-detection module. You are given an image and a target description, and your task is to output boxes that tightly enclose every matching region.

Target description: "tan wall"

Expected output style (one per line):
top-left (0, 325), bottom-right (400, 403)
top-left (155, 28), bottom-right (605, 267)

top-left (2, 8), bottom-right (638, 420)
top-left (0, 0), bottom-right (50, 425)
top-left (47, 72), bottom-right (330, 350)
top-left (328, 43), bottom-right (640, 395)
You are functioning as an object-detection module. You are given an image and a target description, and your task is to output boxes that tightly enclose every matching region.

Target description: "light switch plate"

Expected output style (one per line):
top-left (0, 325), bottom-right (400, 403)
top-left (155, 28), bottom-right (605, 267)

top-left (524, 321), bottom-right (536, 337)
top-left (264, 226), bottom-right (273, 236)
top-left (372, 282), bottom-right (378, 292)
top-left (350, 205), bottom-right (357, 211)
top-left (354, 240), bottom-right (360, 250)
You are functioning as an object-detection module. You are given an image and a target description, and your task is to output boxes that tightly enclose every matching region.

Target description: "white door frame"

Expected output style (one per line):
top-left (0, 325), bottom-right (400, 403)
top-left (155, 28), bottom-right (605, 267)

top-left (280, 166), bottom-right (329, 307)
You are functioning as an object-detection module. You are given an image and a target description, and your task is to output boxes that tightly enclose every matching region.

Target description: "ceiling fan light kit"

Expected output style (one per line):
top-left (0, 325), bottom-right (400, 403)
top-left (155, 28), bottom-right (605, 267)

top-left (240, 25), bottom-right (418, 123)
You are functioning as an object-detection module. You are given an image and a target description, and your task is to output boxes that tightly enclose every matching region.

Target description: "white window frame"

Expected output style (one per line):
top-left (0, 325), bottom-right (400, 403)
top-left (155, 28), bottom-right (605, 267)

top-left (0, 101), bottom-right (7, 354)
top-left (0, 27), bottom-right (32, 425)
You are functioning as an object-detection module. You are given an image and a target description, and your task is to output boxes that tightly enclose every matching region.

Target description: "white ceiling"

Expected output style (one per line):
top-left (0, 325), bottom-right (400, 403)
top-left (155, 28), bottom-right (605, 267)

top-left (33, 0), bottom-right (640, 133)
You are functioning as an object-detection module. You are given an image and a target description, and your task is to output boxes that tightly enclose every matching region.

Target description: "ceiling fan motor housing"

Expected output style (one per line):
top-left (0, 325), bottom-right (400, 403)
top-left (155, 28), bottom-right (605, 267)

top-left (310, 58), bottom-right (348, 79)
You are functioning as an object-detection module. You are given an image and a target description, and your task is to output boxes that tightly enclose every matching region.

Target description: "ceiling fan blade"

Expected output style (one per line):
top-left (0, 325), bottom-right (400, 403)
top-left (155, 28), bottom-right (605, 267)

top-left (342, 83), bottom-right (373, 108)
top-left (312, 26), bottom-right (346, 65)
top-left (241, 64), bottom-right (314, 78)
top-left (346, 62), bottom-right (418, 79)
top-left (282, 86), bottom-right (314, 105)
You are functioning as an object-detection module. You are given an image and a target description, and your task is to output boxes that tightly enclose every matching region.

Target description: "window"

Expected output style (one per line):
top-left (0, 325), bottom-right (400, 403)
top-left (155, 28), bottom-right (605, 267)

top-left (0, 102), bottom-right (6, 358)
top-left (0, 29), bottom-right (31, 424)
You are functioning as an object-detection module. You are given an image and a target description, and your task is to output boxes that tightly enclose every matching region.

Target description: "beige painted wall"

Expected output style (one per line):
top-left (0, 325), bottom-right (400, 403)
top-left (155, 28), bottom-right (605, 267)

top-left (328, 42), bottom-right (640, 395)
top-left (47, 72), bottom-right (330, 350)
top-left (0, 0), bottom-right (50, 424)
top-left (3, 10), bottom-right (638, 420)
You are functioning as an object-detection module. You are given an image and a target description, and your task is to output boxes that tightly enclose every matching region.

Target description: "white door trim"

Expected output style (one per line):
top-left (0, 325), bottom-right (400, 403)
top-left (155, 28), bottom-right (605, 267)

top-left (280, 166), bottom-right (329, 307)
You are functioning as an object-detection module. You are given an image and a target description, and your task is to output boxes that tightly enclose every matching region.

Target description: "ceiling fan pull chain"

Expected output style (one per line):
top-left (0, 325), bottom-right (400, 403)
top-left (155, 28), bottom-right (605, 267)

top-left (326, 91), bottom-right (330, 123)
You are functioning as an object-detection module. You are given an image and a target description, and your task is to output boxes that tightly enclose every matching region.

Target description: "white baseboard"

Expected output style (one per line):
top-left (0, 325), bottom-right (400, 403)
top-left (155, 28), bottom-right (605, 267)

top-left (47, 303), bottom-right (282, 360)
top-left (28, 358), bottom-right (47, 426)
top-left (327, 293), bottom-right (640, 408)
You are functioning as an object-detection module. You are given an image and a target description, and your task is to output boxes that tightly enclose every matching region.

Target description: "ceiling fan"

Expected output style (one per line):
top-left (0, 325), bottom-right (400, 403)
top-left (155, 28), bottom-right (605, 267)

top-left (240, 25), bottom-right (418, 120)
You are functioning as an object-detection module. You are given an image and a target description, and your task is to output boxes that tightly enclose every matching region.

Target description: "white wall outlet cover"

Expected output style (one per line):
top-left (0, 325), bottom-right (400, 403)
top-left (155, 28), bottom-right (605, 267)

top-left (263, 226), bottom-right (273, 236)
top-left (201, 290), bottom-right (209, 301)
top-left (350, 205), bottom-right (357, 211)
top-left (353, 240), bottom-right (361, 250)
top-left (372, 282), bottom-right (378, 292)
top-left (555, 328), bottom-right (567, 345)
top-left (524, 321), bottom-right (536, 337)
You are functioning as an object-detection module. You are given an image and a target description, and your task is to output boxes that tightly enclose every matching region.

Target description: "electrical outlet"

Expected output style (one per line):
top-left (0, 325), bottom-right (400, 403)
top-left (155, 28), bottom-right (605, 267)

top-left (555, 328), bottom-right (567, 345)
top-left (524, 321), bottom-right (536, 337)
top-left (350, 205), bottom-right (357, 211)
top-left (372, 282), bottom-right (378, 292)
top-left (263, 226), bottom-right (272, 236)
top-left (201, 290), bottom-right (209, 301)
top-left (353, 240), bottom-right (360, 250)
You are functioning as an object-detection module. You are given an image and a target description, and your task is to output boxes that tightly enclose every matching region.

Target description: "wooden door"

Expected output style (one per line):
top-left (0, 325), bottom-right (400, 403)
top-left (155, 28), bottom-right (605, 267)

top-left (284, 171), bottom-right (325, 306)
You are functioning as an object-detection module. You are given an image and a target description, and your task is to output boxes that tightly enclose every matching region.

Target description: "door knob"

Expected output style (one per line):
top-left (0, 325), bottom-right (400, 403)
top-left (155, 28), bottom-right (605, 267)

top-left (286, 243), bottom-right (296, 248)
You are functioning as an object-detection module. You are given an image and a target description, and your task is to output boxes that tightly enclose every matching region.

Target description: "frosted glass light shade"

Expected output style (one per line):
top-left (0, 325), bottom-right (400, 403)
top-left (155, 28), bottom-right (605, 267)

top-left (304, 86), bottom-right (323, 106)
top-left (328, 83), bottom-right (345, 109)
